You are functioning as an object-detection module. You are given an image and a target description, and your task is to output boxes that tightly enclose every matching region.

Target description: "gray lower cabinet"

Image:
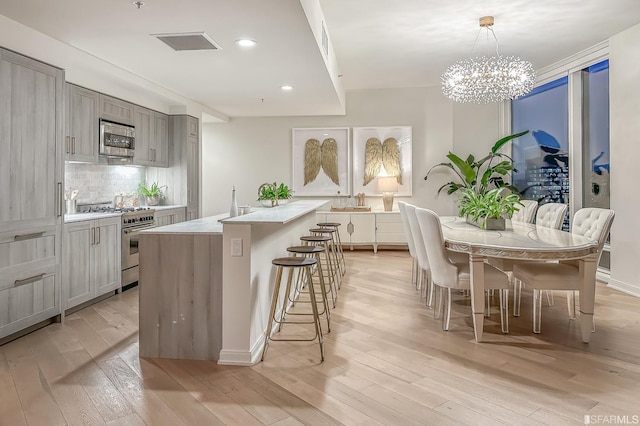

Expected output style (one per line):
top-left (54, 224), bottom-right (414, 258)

top-left (64, 217), bottom-right (121, 310)
top-left (0, 227), bottom-right (60, 340)
top-left (155, 207), bottom-right (187, 227)
top-left (65, 83), bottom-right (99, 162)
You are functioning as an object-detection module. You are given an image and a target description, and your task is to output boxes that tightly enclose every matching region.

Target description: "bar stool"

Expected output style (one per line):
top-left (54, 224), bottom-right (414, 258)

top-left (300, 235), bottom-right (338, 307)
top-left (285, 245), bottom-right (331, 333)
top-left (261, 256), bottom-right (324, 362)
top-left (309, 228), bottom-right (343, 290)
top-left (317, 222), bottom-right (346, 275)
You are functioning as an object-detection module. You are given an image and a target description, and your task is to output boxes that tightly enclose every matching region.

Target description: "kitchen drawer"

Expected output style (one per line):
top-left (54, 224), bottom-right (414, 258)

top-left (0, 267), bottom-right (59, 338)
top-left (375, 213), bottom-right (402, 223)
top-left (0, 227), bottom-right (57, 274)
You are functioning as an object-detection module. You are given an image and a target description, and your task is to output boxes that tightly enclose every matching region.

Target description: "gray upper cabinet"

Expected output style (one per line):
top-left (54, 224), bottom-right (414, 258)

top-left (133, 106), bottom-right (152, 165)
top-left (65, 83), bottom-right (99, 162)
top-left (0, 48), bottom-right (64, 232)
top-left (168, 115), bottom-right (199, 219)
top-left (133, 107), bottom-right (168, 167)
top-left (99, 94), bottom-right (134, 125)
top-left (187, 136), bottom-right (199, 214)
top-left (187, 116), bottom-right (199, 138)
top-left (153, 112), bottom-right (169, 167)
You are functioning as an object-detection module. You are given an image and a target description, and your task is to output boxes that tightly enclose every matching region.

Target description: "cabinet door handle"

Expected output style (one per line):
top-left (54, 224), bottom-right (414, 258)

top-left (14, 231), bottom-right (45, 241)
top-left (91, 227), bottom-right (95, 245)
top-left (188, 189), bottom-right (191, 203)
top-left (65, 136), bottom-right (70, 154)
top-left (153, 149), bottom-right (157, 162)
top-left (57, 182), bottom-right (63, 217)
top-left (96, 226), bottom-right (101, 244)
top-left (71, 137), bottom-right (76, 154)
top-left (14, 273), bottom-right (46, 287)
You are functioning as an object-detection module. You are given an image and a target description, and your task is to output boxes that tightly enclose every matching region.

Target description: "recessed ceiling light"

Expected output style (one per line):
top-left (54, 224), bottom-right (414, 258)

top-left (281, 85), bottom-right (294, 91)
top-left (235, 39), bottom-right (257, 47)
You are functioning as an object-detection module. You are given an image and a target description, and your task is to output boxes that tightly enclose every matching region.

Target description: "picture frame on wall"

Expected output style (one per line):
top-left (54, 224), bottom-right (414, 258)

top-left (352, 126), bottom-right (412, 196)
top-left (291, 127), bottom-right (351, 196)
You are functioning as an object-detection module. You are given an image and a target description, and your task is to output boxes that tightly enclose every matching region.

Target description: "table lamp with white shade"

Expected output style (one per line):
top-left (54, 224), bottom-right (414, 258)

top-left (378, 176), bottom-right (399, 211)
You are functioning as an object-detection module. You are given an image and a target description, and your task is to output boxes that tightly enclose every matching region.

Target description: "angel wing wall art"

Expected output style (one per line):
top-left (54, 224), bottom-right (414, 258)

top-left (363, 137), bottom-right (403, 186)
top-left (304, 138), bottom-right (339, 185)
top-left (353, 127), bottom-right (412, 197)
top-left (292, 128), bottom-right (350, 196)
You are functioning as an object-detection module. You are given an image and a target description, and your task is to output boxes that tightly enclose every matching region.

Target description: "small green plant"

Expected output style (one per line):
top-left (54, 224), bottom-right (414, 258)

top-left (258, 182), bottom-right (292, 201)
top-left (457, 188), bottom-right (523, 228)
top-left (138, 182), bottom-right (164, 197)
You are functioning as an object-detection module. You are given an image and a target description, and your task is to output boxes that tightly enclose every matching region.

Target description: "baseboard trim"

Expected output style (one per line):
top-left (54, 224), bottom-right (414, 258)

top-left (607, 278), bottom-right (640, 298)
top-left (218, 334), bottom-right (265, 366)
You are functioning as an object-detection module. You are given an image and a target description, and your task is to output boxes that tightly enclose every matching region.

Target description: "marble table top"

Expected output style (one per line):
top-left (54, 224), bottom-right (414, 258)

top-left (440, 216), bottom-right (599, 260)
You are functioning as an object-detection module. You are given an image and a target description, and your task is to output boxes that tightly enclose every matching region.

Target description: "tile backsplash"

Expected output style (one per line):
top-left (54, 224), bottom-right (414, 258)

top-left (65, 163), bottom-right (146, 205)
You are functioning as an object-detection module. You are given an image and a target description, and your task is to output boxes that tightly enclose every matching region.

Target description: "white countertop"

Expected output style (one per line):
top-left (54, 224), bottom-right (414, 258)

top-left (142, 200), bottom-right (329, 234)
top-left (152, 205), bottom-right (187, 211)
top-left (64, 212), bottom-right (122, 223)
top-left (220, 199), bottom-right (330, 225)
top-left (142, 213), bottom-right (227, 235)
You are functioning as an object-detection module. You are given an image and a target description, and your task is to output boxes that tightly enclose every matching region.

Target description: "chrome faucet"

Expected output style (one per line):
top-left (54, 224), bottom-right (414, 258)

top-left (258, 182), bottom-right (278, 207)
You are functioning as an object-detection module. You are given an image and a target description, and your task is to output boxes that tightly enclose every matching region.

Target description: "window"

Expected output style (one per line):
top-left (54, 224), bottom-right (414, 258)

top-left (512, 77), bottom-right (570, 229)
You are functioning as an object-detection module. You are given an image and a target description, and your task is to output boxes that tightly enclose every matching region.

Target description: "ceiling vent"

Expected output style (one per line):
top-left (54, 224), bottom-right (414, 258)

top-left (153, 32), bottom-right (222, 51)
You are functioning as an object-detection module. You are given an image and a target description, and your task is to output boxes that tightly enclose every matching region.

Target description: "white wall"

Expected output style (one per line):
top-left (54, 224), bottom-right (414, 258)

top-left (202, 87), bottom-right (501, 216)
top-left (608, 22), bottom-right (640, 296)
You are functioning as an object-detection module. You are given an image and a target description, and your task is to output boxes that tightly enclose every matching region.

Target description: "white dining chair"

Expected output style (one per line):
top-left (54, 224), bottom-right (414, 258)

top-left (398, 201), bottom-right (420, 290)
top-left (513, 207), bottom-right (614, 333)
top-left (489, 202), bottom-right (568, 316)
top-left (511, 199), bottom-right (538, 223)
top-left (403, 203), bottom-right (434, 306)
top-left (415, 207), bottom-right (511, 333)
top-left (535, 202), bottom-right (568, 229)
top-left (512, 202), bottom-right (569, 311)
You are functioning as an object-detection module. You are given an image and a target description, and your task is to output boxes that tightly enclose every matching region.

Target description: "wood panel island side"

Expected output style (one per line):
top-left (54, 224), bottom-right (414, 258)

top-left (138, 200), bottom-right (329, 365)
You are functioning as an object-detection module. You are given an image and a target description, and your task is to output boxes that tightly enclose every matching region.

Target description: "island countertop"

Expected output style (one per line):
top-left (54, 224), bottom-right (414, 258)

top-left (220, 199), bottom-right (329, 225)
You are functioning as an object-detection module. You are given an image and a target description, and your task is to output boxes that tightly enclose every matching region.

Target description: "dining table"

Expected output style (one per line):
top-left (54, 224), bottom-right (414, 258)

top-left (440, 216), bottom-right (600, 343)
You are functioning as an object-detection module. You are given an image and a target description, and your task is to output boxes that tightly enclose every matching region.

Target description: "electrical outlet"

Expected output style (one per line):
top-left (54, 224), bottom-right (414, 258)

top-left (231, 238), bottom-right (243, 257)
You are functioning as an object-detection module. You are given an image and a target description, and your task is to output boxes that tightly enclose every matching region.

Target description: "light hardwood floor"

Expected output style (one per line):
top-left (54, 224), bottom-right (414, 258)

top-left (2, 250), bottom-right (640, 425)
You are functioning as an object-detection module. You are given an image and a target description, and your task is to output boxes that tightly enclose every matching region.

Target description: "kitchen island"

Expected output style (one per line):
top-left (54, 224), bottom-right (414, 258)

top-left (138, 199), bottom-right (329, 365)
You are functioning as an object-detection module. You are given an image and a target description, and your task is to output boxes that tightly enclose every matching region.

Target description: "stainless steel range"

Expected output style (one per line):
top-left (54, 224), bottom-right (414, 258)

top-left (121, 208), bottom-right (156, 287)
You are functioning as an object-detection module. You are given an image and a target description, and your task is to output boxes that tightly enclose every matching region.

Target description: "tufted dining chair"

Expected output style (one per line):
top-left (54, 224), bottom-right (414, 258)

top-left (512, 207), bottom-right (614, 333)
top-left (398, 201), bottom-right (420, 290)
top-left (535, 203), bottom-right (568, 229)
top-left (511, 199), bottom-right (539, 223)
top-left (415, 207), bottom-right (511, 333)
top-left (489, 202), bottom-right (569, 316)
top-left (403, 203), bottom-right (434, 307)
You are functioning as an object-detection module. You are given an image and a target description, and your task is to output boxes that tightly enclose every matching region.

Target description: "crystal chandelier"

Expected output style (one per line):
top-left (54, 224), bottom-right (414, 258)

top-left (441, 16), bottom-right (536, 103)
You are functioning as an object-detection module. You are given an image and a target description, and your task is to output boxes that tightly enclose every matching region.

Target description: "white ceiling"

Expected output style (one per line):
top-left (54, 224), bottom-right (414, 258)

top-left (1, 0), bottom-right (640, 118)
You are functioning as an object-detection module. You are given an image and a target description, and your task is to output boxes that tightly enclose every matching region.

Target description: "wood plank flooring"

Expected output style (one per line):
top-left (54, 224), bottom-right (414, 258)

top-left (2, 250), bottom-right (640, 425)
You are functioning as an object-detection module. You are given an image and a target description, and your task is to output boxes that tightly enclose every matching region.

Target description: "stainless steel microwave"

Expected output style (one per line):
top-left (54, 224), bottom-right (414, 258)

top-left (99, 119), bottom-right (135, 158)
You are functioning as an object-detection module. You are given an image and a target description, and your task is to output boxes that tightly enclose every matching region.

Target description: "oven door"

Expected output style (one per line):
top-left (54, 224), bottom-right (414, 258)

top-left (122, 223), bottom-right (155, 271)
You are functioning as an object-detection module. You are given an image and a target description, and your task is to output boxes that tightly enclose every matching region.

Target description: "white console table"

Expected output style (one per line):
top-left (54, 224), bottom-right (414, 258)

top-left (316, 210), bottom-right (407, 253)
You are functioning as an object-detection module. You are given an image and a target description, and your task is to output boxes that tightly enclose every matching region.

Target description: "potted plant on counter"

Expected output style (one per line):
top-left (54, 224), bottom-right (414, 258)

top-left (257, 182), bottom-right (293, 207)
top-left (138, 181), bottom-right (165, 206)
top-left (424, 130), bottom-right (528, 230)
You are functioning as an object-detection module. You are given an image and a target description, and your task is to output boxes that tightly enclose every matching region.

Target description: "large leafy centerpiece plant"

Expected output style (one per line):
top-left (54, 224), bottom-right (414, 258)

top-left (424, 130), bottom-right (528, 229)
